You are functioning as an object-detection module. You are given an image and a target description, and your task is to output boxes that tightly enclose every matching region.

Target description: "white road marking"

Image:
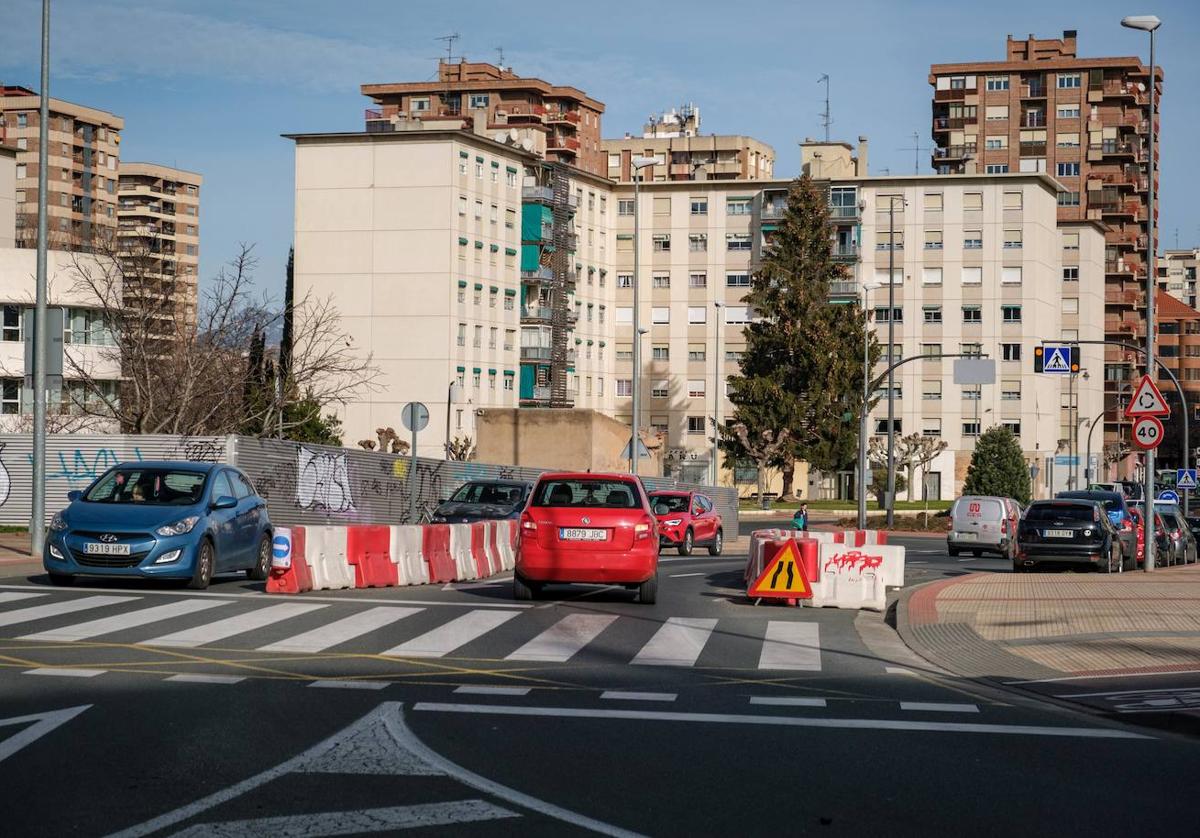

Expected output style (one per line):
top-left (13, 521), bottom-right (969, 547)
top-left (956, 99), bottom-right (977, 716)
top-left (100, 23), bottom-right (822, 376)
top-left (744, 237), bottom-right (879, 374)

top-left (908, 561), bottom-right (929, 565)
top-left (257, 606), bottom-right (423, 654)
top-left (668, 572), bottom-right (704, 578)
top-left (758, 622), bottom-right (821, 671)
top-left (19, 598), bottom-right (229, 642)
top-left (384, 609), bottom-right (521, 658)
top-left (900, 701), bottom-right (980, 714)
top-left (0, 705), bottom-right (90, 765)
top-left (414, 702), bottom-right (1151, 740)
top-left (749, 696), bottom-right (828, 708)
top-left (453, 686), bottom-right (531, 696)
top-left (108, 702), bottom-right (644, 838)
top-left (0, 592), bottom-right (45, 605)
top-left (631, 617), bottom-right (717, 667)
top-left (171, 800), bottom-right (519, 837)
top-left (601, 691), bottom-right (677, 702)
top-left (0, 583), bottom-right (532, 609)
top-left (308, 680), bottom-right (390, 690)
top-left (0, 595), bottom-right (136, 628)
top-left (886, 667), bottom-right (917, 676)
top-left (1057, 685), bottom-right (1200, 699)
top-left (23, 667), bottom-right (105, 678)
top-left (166, 674), bottom-right (246, 685)
top-left (442, 579), bottom-right (508, 591)
top-left (145, 603), bottom-right (327, 648)
top-left (505, 614), bottom-right (617, 662)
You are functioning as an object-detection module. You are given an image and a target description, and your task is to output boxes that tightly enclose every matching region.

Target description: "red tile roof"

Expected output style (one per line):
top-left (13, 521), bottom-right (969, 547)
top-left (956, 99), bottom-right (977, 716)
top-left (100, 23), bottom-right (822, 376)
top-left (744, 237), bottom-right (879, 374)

top-left (1156, 290), bottom-right (1200, 320)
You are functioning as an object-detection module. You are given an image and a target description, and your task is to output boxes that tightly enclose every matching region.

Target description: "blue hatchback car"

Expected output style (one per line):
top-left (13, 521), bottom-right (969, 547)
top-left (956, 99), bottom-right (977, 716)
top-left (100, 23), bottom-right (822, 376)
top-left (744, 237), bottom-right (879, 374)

top-left (43, 461), bottom-right (273, 589)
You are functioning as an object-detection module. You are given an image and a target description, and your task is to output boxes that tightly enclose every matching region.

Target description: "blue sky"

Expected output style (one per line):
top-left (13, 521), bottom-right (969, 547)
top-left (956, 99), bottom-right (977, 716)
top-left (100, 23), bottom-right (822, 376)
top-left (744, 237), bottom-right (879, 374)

top-left (2, 0), bottom-right (1197, 300)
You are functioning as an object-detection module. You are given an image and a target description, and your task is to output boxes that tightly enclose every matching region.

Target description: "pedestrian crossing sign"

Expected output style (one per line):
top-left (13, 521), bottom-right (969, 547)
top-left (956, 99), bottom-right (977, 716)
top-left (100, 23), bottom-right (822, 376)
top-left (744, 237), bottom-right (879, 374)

top-left (1042, 345), bottom-right (1071, 373)
top-left (747, 540), bottom-right (813, 600)
top-left (1177, 469), bottom-right (1198, 490)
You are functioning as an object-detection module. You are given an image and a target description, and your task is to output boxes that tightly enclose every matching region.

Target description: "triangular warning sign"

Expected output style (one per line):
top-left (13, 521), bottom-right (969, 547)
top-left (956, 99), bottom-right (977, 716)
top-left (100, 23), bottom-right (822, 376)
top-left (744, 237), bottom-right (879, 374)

top-left (1043, 348), bottom-right (1071, 373)
top-left (748, 540), bottom-right (812, 599)
top-left (1125, 374), bottom-right (1171, 418)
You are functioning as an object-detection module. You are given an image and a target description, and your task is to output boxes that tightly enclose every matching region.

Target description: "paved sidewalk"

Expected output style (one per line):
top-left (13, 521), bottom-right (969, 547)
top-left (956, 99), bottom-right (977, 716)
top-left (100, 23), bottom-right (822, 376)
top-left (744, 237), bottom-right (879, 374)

top-left (898, 566), bottom-right (1200, 681)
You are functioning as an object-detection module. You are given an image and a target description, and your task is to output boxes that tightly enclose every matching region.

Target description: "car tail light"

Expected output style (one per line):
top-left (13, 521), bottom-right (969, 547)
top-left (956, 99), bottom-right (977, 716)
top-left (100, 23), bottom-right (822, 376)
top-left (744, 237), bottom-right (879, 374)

top-left (1001, 518), bottom-right (1008, 536)
top-left (1173, 529), bottom-right (1181, 539)
top-left (1120, 518), bottom-right (1133, 532)
top-left (634, 517), bottom-right (652, 540)
top-left (520, 513), bottom-right (537, 533)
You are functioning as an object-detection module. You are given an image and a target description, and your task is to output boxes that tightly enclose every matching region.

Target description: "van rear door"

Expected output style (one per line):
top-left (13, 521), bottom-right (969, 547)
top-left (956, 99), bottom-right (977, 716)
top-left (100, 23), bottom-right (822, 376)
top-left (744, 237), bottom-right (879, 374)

top-left (953, 497), bottom-right (1004, 545)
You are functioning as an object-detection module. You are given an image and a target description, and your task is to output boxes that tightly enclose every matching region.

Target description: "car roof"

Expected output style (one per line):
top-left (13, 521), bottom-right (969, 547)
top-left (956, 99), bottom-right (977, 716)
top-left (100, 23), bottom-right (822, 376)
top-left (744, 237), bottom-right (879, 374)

top-left (459, 479), bottom-right (530, 488)
top-left (1029, 499), bottom-right (1101, 507)
top-left (649, 490), bottom-right (689, 497)
top-left (536, 472), bottom-right (636, 481)
top-left (1057, 490), bottom-right (1123, 501)
top-left (114, 461), bottom-right (221, 473)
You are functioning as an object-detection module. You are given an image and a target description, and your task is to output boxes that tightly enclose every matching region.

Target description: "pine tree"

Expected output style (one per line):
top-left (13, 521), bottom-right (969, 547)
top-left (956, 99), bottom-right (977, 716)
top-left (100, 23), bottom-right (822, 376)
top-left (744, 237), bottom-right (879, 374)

top-left (962, 426), bottom-right (1031, 504)
top-left (726, 174), bottom-right (876, 497)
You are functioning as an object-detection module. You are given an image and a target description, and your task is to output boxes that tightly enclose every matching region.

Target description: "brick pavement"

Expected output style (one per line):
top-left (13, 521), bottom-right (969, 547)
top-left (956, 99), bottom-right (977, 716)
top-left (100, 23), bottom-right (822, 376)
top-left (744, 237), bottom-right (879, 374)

top-left (898, 566), bottom-right (1200, 680)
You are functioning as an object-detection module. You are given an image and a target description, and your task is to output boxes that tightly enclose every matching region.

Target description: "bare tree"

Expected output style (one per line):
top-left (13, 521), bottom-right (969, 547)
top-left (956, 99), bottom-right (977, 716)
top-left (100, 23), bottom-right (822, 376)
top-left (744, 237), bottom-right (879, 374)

top-left (447, 435), bottom-right (475, 461)
top-left (733, 423), bottom-right (791, 504)
top-left (900, 434), bottom-right (949, 501)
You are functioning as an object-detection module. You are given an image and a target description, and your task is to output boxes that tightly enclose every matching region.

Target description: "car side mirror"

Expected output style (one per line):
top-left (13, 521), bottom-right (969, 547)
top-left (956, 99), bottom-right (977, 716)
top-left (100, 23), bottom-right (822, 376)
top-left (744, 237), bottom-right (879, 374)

top-left (67, 490), bottom-right (82, 502)
top-left (211, 495), bottom-right (237, 510)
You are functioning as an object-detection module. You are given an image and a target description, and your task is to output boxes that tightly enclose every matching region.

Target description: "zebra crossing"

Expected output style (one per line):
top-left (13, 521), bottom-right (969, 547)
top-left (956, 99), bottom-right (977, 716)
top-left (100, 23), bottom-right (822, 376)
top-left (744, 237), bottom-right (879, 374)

top-left (0, 591), bottom-right (830, 671)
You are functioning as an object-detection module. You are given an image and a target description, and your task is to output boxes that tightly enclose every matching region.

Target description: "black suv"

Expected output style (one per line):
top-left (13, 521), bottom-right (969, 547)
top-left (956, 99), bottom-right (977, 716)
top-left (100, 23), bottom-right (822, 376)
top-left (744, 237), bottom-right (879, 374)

top-left (1016, 500), bottom-right (1122, 572)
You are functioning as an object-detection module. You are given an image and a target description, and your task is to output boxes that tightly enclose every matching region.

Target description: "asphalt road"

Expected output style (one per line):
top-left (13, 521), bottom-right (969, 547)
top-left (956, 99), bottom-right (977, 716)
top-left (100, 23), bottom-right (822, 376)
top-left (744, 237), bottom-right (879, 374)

top-left (1, 535), bottom-right (1198, 836)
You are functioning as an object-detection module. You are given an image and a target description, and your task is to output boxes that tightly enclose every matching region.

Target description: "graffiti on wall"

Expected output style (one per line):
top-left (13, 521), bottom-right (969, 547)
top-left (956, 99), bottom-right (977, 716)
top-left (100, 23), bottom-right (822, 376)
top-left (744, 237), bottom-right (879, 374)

top-left (296, 447), bottom-right (355, 513)
top-left (0, 443), bottom-right (9, 506)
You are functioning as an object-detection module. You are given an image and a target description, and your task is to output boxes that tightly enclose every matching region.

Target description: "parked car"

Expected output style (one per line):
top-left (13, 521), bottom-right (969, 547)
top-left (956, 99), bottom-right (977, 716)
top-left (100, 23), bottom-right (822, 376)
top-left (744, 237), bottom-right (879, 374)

top-left (648, 490), bottom-right (723, 556)
top-left (1187, 514), bottom-right (1200, 544)
top-left (515, 473), bottom-right (659, 603)
top-left (1015, 500), bottom-right (1123, 572)
top-left (1117, 480), bottom-right (1144, 501)
top-left (1055, 490), bottom-right (1136, 565)
top-left (1138, 504), bottom-right (1198, 566)
top-left (1129, 507), bottom-right (1172, 568)
top-left (947, 496), bottom-right (1021, 558)
top-left (429, 480), bottom-right (532, 523)
top-left (43, 462), bottom-right (272, 589)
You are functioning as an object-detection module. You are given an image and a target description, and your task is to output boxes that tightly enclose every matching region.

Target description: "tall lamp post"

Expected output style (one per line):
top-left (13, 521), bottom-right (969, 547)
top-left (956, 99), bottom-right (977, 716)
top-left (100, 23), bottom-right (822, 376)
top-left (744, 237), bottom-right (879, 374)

top-left (444, 381), bottom-right (464, 458)
top-left (1122, 13), bottom-right (1161, 570)
top-left (857, 281), bottom-right (881, 529)
top-left (629, 155), bottom-right (659, 474)
top-left (883, 195), bottom-right (907, 529)
top-left (712, 300), bottom-right (724, 486)
top-left (31, 0), bottom-right (50, 556)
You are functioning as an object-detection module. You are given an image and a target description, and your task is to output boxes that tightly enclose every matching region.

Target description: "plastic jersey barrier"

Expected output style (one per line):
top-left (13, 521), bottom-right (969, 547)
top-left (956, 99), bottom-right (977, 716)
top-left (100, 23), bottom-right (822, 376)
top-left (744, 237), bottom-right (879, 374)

top-left (389, 525), bottom-right (430, 586)
top-left (347, 525), bottom-right (398, 588)
top-left (421, 524), bottom-right (458, 583)
top-left (810, 542), bottom-right (889, 611)
top-left (468, 523), bottom-right (493, 578)
top-left (304, 525), bottom-right (356, 591)
top-left (267, 526), bottom-right (313, 594)
top-left (448, 523), bottom-right (479, 581)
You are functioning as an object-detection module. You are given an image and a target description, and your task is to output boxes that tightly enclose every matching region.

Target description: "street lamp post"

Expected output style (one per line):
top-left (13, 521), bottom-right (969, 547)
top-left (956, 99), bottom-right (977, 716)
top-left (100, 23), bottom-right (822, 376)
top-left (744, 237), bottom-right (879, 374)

top-left (629, 156), bottom-right (658, 474)
top-left (712, 300), bottom-right (724, 486)
top-left (444, 381), bottom-right (464, 458)
top-left (884, 196), bottom-right (906, 529)
top-left (858, 282), bottom-right (881, 529)
top-left (31, 0), bottom-right (50, 556)
top-left (1122, 13), bottom-right (1161, 570)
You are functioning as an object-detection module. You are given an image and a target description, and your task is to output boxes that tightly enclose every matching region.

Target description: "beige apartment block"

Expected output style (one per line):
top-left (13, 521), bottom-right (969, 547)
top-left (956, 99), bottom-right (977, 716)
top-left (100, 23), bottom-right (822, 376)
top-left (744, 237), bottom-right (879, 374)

top-left (0, 146), bottom-right (14, 247)
top-left (118, 162), bottom-right (202, 326)
top-left (1160, 248), bottom-right (1199, 309)
top-left (0, 86), bottom-right (123, 251)
top-left (603, 106), bottom-right (775, 183)
top-left (288, 129), bottom-right (615, 455)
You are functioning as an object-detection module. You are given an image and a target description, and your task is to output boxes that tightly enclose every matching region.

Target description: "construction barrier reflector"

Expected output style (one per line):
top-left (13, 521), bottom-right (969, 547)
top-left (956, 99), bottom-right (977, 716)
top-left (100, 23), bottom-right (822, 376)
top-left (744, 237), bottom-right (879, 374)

top-left (267, 526), bottom-right (313, 594)
top-left (389, 525), bottom-right (429, 586)
top-left (347, 525), bottom-right (398, 588)
top-left (421, 524), bottom-right (457, 583)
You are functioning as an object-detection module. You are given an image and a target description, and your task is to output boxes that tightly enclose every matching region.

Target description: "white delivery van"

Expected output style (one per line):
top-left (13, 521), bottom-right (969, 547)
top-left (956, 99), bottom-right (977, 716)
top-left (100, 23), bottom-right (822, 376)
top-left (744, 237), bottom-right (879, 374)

top-left (948, 495), bottom-right (1020, 558)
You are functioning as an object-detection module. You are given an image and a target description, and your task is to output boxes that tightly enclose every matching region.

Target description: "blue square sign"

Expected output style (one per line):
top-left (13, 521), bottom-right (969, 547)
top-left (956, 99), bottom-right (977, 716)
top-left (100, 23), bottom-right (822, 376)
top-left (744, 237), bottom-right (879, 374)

top-left (1177, 469), bottom-right (1198, 490)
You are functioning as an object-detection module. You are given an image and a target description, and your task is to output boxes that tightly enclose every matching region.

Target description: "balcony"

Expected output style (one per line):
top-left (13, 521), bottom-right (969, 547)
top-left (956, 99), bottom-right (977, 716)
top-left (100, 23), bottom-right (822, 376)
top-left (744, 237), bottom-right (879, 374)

top-left (933, 144), bottom-right (976, 160)
top-left (545, 109), bottom-right (581, 125)
top-left (761, 203), bottom-right (787, 220)
top-left (1091, 140), bottom-right (1136, 158)
top-left (1100, 79), bottom-right (1138, 99)
top-left (831, 244), bottom-right (860, 260)
top-left (934, 87), bottom-right (973, 101)
top-left (522, 265), bottom-right (554, 282)
top-left (523, 386), bottom-right (552, 402)
top-left (1105, 288), bottom-right (1140, 305)
top-left (828, 204), bottom-right (860, 221)
top-left (520, 346), bottom-right (553, 361)
top-left (1020, 83), bottom-right (1047, 99)
top-left (933, 116), bottom-right (974, 131)
top-left (522, 306), bottom-right (554, 323)
top-left (1021, 114), bottom-right (1046, 128)
top-left (522, 185), bottom-right (553, 203)
top-left (828, 281), bottom-right (859, 300)
top-left (547, 136), bottom-right (581, 154)
top-left (1018, 141), bottom-right (1046, 157)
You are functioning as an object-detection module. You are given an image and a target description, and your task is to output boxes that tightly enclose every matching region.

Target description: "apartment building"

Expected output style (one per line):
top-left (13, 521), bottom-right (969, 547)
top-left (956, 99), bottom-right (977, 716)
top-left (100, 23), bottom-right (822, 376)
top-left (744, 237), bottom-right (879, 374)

top-left (0, 146), bottom-right (14, 247)
top-left (1152, 291), bottom-right (1200, 469)
top-left (0, 85), bottom-right (123, 251)
top-left (287, 128), bottom-right (613, 455)
top-left (602, 105), bottom-right (775, 183)
top-left (361, 60), bottom-right (606, 176)
top-left (1160, 248), bottom-right (1199, 309)
top-left (928, 30), bottom-right (1161, 458)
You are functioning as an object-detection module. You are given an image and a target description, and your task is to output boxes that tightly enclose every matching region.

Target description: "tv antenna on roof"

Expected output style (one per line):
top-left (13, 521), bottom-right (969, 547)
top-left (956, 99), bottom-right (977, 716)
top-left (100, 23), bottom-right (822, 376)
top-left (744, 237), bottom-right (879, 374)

top-left (436, 33), bottom-right (460, 64)
top-left (817, 74), bottom-right (831, 142)
top-left (898, 131), bottom-right (930, 175)
top-left (495, 46), bottom-right (505, 69)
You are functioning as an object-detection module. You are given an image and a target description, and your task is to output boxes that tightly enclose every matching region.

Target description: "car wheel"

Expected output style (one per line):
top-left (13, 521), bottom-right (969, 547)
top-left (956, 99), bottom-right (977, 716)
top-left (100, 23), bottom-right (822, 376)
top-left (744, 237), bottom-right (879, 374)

top-left (188, 540), bottom-right (214, 590)
top-left (513, 573), bottom-right (536, 601)
top-left (47, 571), bottom-right (74, 587)
top-left (970, 550), bottom-right (981, 557)
top-left (678, 529), bottom-right (694, 557)
top-left (1011, 561), bottom-right (1024, 574)
top-left (247, 535), bottom-right (270, 581)
top-left (707, 529), bottom-right (724, 556)
top-left (638, 572), bottom-right (658, 605)
top-left (947, 546), bottom-right (959, 557)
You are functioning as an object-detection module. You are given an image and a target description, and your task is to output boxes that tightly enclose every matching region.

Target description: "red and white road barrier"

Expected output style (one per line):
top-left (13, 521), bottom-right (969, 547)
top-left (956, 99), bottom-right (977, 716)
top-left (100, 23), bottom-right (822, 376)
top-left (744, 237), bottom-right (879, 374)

top-left (268, 520), bottom-right (519, 595)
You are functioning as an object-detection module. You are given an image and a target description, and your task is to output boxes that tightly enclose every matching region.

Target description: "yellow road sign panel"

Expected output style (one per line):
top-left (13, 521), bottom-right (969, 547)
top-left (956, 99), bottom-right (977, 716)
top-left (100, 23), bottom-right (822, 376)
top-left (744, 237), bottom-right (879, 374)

top-left (747, 540), bottom-right (813, 599)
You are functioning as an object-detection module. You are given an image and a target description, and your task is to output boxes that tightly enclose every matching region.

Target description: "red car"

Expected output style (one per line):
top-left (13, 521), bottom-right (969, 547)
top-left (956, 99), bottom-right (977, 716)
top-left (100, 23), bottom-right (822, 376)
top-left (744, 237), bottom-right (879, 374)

top-left (515, 472), bottom-right (659, 603)
top-left (649, 490), bottom-right (724, 556)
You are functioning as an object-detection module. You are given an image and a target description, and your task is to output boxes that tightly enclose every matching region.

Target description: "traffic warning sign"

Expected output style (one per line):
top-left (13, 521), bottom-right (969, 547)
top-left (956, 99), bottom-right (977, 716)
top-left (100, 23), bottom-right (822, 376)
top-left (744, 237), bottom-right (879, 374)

top-left (747, 540), bottom-right (813, 600)
top-left (1124, 374), bottom-right (1170, 419)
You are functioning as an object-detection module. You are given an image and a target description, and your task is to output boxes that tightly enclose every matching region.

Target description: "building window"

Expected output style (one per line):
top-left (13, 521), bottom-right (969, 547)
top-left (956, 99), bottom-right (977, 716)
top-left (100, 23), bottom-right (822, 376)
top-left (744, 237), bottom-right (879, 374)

top-left (962, 306), bottom-right (982, 324)
top-left (652, 274), bottom-right (670, 289)
top-left (1056, 132), bottom-right (1081, 148)
top-left (1063, 297), bottom-right (1079, 314)
top-left (618, 274), bottom-right (632, 289)
top-left (473, 373), bottom-right (481, 388)
top-left (1001, 343), bottom-right (1022, 362)
top-left (875, 307), bottom-right (903, 323)
top-left (457, 287), bottom-right (465, 304)
top-left (923, 193), bottom-right (943, 211)
top-left (687, 416), bottom-right (705, 435)
top-left (616, 379), bottom-right (632, 397)
top-left (473, 325), bottom-right (482, 347)
top-left (963, 385), bottom-right (981, 401)
top-left (504, 296), bottom-right (514, 311)
top-left (922, 343), bottom-right (942, 357)
top-left (488, 327), bottom-right (497, 348)
top-left (691, 198), bottom-right (708, 215)
top-left (725, 306), bottom-right (751, 325)
top-left (1003, 191), bottom-right (1023, 210)
top-left (504, 329), bottom-right (515, 350)
top-left (986, 75), bottom-right (1010, 91)
top-left (2, 306), bottom-right (21, 342)
top-left (506, 171), bottom-right (517, 187)
top-left (726, 272), bottom-right (750, 287)
top-left (923, 306), bottom-right (942, 324)
top-left (727, 199), bottom-right (752, 215)
top-left (618, 199), bottom-right (635, 216)
top-left (687, 380), bottom-right (706, 398)
top-left (468, 93), bottom-right (489, 109)
top-left (963, 192), bottom-right (983, 211)
top-left (1002, 305), bottom-right (1022, 323)
top-left (0, 379), bottom-right (21, 415)
top-left (924, 230), bottom-right (943, 250)
top-left (688, 234), bottom-right (707, 252)
top-left (1063, 267), bottom-right (1079, 282)
top-left (876, 231), bottom-right (904, 250)
top-left (1058, 191), bottom-right (1081, 206)
top-left (875, 419), bottom-right (901, 434)
top-left (1002, 420), bottom-right (1021, 437)
top-left (688, 346), bottom-right (706, 362)
top-left (1001, 380), bottom-right (1021, 401)
top-left (985, 164), bottom-right (1009, 174)
top-left (652, 307), bottom-right (670, 324)
top-left (984, 137), bottom-right (1006, 150)
top-left (725, 350), bottom-right (743, 362)
top-left (1001, 266), bottom-right (1022, 285)
top-left (689, 273), bottom-right (707, 288)
top-left (1003, 230), bottom-right (1022, 249)
top-left (922, 380), bottom-right (942, 400)
top-left (652, 234), bottom-right (671, 252)
top-left (726, 233), bottom-right (752, 251)
top-left (456, 323), bottom-right (466, 346)
top-left (652, 380), bottom-right (669, 399)
top-left (922, 267), bottom-right (943, 286)
top-left (1056, 162), bottom-right (1080, 177)
top-left (1062, 232), bottom-right (1080, 251)
top-left (1057, 104), bottom-right (1081, 119)
top-left (652, 345), bottom-right (670, 361)
top-left (1057, 73), bottom-right (1081, 89)
top-left (63, 309), bottom-right (113, 345)
top-left (963, 421), bottom-right (981, 437)
top-left (688, 306), bottom-right (707, 324)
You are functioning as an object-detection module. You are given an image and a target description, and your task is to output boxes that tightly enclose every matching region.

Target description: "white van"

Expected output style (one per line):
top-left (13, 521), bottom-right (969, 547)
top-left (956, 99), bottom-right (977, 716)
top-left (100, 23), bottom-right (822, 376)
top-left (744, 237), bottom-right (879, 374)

top-left (948, 495), bottom-right (1020, 558)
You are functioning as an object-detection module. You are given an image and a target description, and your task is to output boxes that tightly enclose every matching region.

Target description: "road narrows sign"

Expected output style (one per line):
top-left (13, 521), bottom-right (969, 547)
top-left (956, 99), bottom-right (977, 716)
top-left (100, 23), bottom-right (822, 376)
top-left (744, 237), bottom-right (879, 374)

top-left (1131, 415), bottom-right (1165, 451)
top-left (747, 540), bottom-right (813, 599)
top-left (1125, 374), bottom-right (1170, 418)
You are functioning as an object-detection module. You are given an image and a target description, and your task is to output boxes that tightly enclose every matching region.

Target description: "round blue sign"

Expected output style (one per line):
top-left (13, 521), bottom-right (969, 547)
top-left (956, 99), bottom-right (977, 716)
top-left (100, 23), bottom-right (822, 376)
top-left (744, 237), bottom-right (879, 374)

top-left (272, 535), bottom-right (291, 559)
top-left (1158, 490), bottom-right (1179, 504)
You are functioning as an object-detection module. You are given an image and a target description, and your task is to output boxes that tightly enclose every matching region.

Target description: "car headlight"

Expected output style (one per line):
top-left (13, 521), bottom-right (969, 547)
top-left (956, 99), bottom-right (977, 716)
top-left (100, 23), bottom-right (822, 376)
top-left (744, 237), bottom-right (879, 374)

top-left (663, 519), bottom-right (683, 526)
top-left (156, 516), bottom-right (200, 537)
top-left (50, 512), bottom-right (67, 532)
top-left (153, 549), bottom-right (182, 564)
top-left (48, 543), bottom-right (64, 560)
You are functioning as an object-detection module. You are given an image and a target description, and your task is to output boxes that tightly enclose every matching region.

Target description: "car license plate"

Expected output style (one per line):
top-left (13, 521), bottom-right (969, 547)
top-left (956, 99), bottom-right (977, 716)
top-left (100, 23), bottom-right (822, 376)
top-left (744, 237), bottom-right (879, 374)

top-left (85, 542), bottom-right (131, 555)
top-left (957, 532), bottom-right (977, 541)
top-left (1043, 529), bottom-right (1073, 539)
top-left (559, 528), bottom-right (606, 542)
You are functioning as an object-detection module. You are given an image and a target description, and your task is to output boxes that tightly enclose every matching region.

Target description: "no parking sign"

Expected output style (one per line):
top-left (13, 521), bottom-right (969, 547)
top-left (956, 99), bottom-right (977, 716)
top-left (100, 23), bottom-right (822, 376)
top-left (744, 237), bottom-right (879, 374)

top-left (271, 528), bottom-right (293, 569)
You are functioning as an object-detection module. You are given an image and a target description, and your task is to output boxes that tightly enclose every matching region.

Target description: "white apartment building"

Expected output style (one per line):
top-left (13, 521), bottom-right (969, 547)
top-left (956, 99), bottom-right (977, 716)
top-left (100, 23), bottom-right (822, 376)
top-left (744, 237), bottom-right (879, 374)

top-left (288, 129), bottom-right (614, 455)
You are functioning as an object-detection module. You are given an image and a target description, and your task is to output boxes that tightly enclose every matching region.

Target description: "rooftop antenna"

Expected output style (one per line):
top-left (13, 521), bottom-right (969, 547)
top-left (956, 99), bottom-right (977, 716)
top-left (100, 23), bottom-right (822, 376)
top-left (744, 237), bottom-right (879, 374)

top-left (436, 33), bottom-right (460, 64)
top-left (495, 46), bottom-right (505, 69)
top-left (817, 74), bottom-right (831, 142)
top-left (898, 131), bottom-right (930, 175)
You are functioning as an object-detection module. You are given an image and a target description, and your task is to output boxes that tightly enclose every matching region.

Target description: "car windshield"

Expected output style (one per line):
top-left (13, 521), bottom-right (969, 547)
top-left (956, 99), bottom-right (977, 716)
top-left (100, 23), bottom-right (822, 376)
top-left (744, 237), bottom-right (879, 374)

top-left (532, 479), bottom-right (640, 509)
top-left (651, 495), bottom-right (689, 514)
top-left (449, 482), bottom-right (524, 505)
top-left (84, 469), bottom-right (207, 506)
top-left (1025, 504), bottom-right (1095, 522)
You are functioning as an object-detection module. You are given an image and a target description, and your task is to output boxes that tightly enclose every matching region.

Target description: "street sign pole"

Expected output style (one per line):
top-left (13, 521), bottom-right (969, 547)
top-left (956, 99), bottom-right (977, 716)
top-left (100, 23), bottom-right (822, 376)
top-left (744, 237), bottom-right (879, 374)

top-left (402, 402), bottom-right (430, 524)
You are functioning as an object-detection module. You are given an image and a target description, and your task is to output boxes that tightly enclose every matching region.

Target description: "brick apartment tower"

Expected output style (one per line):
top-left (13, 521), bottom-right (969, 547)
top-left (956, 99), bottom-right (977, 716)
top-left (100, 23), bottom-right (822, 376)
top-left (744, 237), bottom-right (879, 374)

top-left (360, 60), bottom-right (606, 176)
top-left (929, 30), bottom-right (1162, 456)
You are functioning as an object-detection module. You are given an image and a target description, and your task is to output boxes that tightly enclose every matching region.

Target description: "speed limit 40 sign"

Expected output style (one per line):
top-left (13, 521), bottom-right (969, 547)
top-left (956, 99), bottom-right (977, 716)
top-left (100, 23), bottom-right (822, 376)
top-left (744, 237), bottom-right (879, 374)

top-left (1132, 415), bottom-right (1165, 450)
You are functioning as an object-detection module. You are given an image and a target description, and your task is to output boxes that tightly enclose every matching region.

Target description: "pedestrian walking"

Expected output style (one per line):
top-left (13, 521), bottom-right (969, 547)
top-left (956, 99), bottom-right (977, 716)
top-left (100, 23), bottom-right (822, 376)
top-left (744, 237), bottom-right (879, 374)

top-left (793, 503), bottom-right (809, 532)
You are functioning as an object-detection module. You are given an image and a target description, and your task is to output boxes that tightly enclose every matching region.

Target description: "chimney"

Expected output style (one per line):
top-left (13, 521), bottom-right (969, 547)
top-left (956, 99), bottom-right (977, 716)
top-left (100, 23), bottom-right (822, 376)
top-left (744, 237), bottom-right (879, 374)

top-left (856, 135), bottom-right (869, 177)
